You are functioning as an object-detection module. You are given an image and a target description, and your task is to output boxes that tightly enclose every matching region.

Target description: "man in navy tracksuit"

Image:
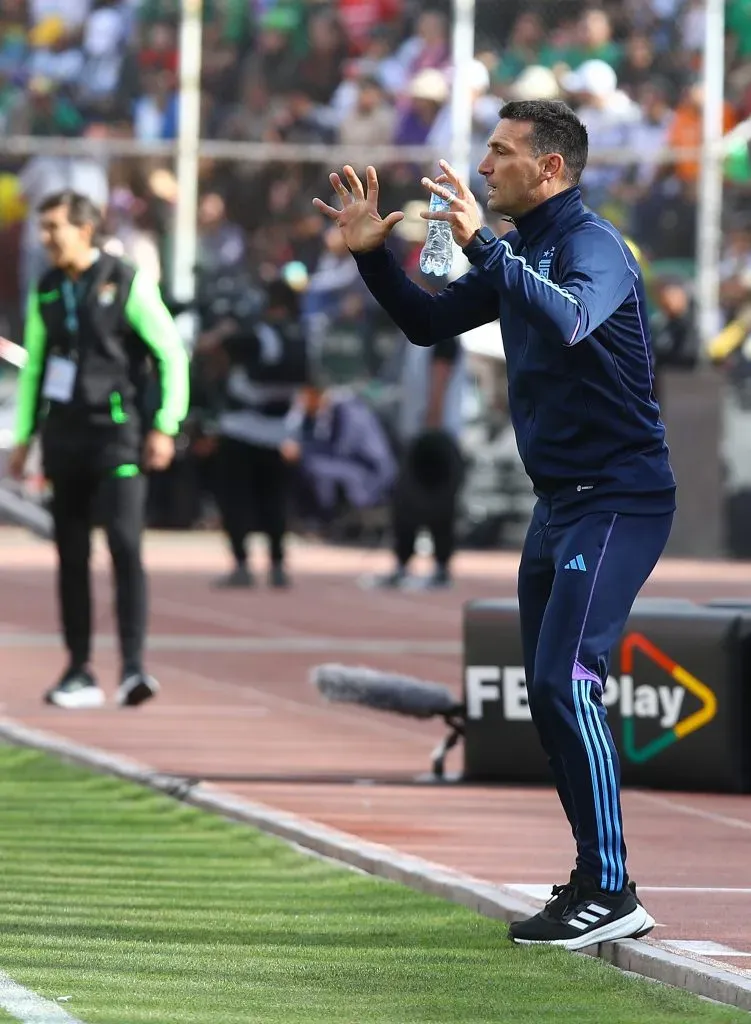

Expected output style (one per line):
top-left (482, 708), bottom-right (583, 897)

top-left (314, 99), bottom-right (675, 948)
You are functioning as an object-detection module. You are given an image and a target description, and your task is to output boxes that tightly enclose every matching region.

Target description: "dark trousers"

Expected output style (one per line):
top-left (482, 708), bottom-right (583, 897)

top-left (392, 486), bottom-right (456, 568)
top-left (50, 470), bottom-right (147, 677)
top-left (216, 437), bottom-right (288, 567)
top-left (518, 503), bottom-right (673, 892)
top-left (392, 430), bottom-right (461, 569)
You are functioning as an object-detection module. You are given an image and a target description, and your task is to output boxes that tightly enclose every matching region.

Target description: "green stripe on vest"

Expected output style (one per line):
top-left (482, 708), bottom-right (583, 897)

top-left (110, 391), bottom-right (128, 424)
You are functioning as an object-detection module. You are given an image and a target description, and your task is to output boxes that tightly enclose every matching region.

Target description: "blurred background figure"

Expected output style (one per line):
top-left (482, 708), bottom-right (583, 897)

top-left (281, 381), bottom-right (398, 535)
top-left (195, 268), bottom-right (309, 589)
top-left (649, 277), bottom-right (701, 403)
top-left (364, 239), bottom-right (467, 590)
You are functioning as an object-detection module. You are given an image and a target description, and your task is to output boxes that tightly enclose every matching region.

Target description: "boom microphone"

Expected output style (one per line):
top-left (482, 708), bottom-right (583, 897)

top-left (311, 663), bottom-right (461, 720)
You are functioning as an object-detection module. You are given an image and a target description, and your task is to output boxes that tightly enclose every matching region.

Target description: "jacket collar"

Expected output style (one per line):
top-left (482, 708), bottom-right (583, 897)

top-left (513, 187), bottom-right (584, 246)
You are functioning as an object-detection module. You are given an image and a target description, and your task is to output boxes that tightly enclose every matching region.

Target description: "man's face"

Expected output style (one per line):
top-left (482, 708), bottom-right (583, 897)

top-left (477, 119), bottom-right (559, 219)
top-left (198, 193), bottom-right (224, 227)
top-left (358, 83), bottom-right (381, 113)
top-left (39, 204), bottom-right (92, 267)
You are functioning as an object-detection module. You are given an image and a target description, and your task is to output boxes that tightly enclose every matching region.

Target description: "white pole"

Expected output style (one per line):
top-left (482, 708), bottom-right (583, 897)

top-left (449, 0), bottom-right (476, 185)
top-left (696, 0), bottom-right (725, 348)
top-left (172, 0), bottom-right (203, 345)
top-left (448, 0), bottom-right (476, 277)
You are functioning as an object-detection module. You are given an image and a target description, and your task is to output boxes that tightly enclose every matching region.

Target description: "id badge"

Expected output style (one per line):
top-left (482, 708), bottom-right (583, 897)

top-left (42, 355), bottom-right (77, 403)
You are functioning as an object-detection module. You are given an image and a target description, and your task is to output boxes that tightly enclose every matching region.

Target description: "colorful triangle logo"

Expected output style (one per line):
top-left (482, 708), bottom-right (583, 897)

top-left (619, 633), bottom-right (717, 763)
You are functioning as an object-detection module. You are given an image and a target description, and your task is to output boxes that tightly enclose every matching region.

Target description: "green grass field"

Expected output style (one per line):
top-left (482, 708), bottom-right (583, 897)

top-left (0, 744), bottom-right (746, 1024)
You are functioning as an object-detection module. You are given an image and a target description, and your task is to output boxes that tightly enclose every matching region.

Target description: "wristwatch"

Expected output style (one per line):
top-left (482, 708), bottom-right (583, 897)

top-left (463, 226), bottom-right (496, 252)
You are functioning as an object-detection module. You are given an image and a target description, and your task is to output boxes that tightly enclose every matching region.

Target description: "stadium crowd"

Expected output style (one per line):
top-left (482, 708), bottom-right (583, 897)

top-left (0, 1), bottom-right (746, 309)
top-left (0, 0), bottom-right (749, 546)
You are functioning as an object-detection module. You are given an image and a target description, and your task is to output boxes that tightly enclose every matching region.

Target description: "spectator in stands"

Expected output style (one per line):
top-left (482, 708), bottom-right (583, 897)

top-left (133, 68), bottom-right (178, 141)
top-left (338, 76), bottom-right (396, 149)
top-left (649, 277), bottom-right (701, 402)
top-left (251, 6), bottom-right (301, 97)
top-left (337, 0), bottom-right (402, 56)
top-left (564, 9), bottom-right (623, 72)
top-left (265, 86), bottom-right (337, 147)
top-left (293, 8), bottom-right (349, 106)
top-left (196, 190), bottom-right (246, 277)
top-left (490, 13), bottom-right (549, 87)
top-left (562, 59), bottom-right (641, 213)
top-left (393, 67), bottom-right (448, 145)
top-left (391, 9), bottom-right (450, 90)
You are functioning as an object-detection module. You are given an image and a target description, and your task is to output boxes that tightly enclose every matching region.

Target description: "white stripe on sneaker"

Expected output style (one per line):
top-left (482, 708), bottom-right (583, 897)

top-left (587, 903), bottom-right (610, 916)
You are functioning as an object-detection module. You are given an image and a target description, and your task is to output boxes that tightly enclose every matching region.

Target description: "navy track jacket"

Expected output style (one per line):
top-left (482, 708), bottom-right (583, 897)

top-left (353, 186), bottom-right (676, 523)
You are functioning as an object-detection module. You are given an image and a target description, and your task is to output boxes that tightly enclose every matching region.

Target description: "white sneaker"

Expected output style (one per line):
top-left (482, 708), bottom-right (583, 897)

top-left (44, 668), bottom-right (106, 709)
top-left (117, 673), bottom-right (159, 707)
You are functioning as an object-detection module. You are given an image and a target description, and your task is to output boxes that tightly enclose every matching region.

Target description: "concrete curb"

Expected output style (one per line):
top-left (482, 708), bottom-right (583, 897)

top-left (1, 717), bottom-right (750, 1014)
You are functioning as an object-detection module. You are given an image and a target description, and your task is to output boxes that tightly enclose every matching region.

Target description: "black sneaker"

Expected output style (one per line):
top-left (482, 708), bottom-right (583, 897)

top-left (406, 566), bottom-right (453, 591)
top-left (360, 567), bottom-right (409, 590)
top-left (509, 870), bottom-right (655, 949)
top-left (213, 565), bottom-right (254, 588)
top-left (269, 565), bottom-right (291, 589)
top-left (116, 673), bottom-right (159, 708)
top-left (628, 880), bottom-right (654, 938)
top-left (44, 667), bottom-right (106, 709)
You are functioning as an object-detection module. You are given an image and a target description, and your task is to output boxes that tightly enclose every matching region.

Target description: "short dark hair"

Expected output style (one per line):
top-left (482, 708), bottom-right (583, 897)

top-left (37, 190), bottom-right (104, 239)
top-left (498, 100), bottom-right (589, 184)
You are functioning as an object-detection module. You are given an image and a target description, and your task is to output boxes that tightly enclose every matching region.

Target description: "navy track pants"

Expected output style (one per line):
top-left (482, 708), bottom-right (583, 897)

top-left (518, 502), bottom-right (673, 892)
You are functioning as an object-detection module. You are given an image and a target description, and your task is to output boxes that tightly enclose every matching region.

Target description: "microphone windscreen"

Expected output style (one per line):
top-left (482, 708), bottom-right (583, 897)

top-left (311, 663), bottom-right (459, 719)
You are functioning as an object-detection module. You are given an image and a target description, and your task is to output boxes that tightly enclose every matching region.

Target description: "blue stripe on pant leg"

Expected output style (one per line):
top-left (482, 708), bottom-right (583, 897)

top-left (572, 678), bottom-right (611, 890)
top-left (578, 679), bottom-right (618, 891)
top-left (584, 679), bottom-right (625, 891)
top-left (576, 678), bottom-right (616, 890)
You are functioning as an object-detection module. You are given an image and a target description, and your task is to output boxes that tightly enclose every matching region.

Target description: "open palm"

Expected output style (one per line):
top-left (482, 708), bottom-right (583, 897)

top-left (312, 165), bottom-right (404, 253)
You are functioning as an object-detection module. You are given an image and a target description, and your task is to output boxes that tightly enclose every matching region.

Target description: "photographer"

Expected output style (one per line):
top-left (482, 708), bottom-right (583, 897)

top-left (8, 190), bottom-right (189, 709)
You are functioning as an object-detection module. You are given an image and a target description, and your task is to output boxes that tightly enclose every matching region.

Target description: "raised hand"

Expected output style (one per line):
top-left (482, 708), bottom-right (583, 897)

top-left (420, 159), bottom-right (483, 249)
top-left (313, 165), bottom-right (404, 253)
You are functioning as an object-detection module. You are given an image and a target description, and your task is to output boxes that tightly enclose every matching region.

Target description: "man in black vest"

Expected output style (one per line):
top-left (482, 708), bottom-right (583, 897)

top-left (8, 190), bottom-right (189, 709)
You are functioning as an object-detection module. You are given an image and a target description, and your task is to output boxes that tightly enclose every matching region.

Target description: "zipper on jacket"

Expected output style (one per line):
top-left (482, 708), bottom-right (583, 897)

top-left (110, 391), bottom-right (128, 424)
top-left (537, 501), bottom-right (552, 559)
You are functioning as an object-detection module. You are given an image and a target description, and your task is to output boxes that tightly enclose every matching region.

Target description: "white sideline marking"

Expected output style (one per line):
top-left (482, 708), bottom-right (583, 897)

top-left (639, 887), bottom-right (751, 895)
top-left (507, 884), bottom-right (751, 899)
top-left (632, 792), bottom-right (751, 833)
top-left (659, 941), bottom-right (751, 957)
top-left (0, 633), bottom-right (460, 655)
top-left (0, 971), bottom-right (84, 1022)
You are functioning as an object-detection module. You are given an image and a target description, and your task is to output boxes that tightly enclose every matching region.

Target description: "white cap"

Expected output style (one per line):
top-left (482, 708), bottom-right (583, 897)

top-left (510, 65), bottom-right (561, 101)
top-left (562, 59), bottom-right (617, 97)
top-left (466, 58), bottom-right (490, 94)
top-left (408, 68), bottom-right (449, 103)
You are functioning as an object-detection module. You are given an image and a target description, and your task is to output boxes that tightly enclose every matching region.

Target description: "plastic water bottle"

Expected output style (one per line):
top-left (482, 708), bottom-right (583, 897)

top-left (420, 184), bottom-right (456, 277)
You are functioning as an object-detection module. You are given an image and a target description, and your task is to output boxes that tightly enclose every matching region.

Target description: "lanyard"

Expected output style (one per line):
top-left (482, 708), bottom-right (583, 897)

top-left (60, 276), bottom-right (87, 363)
top-left (59, 252), bottom-right (100, 356)
top-left (61, 278), bottom-right (80, 336)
